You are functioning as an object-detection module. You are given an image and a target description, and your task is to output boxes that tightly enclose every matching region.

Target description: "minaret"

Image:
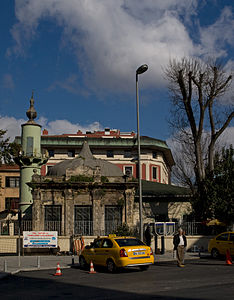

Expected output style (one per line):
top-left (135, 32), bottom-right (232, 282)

top-left (15, 93), bottom-right (48, 215)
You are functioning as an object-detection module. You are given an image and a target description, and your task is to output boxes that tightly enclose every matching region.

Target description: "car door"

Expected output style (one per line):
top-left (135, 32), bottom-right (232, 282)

top-left (92, 238), bottom-right (104, 265)
top-left (215, 233), bottom-right (229, 255)
top-left (88, 239), bottom-right (102, 264)
top-left (101, 238), bottom-right (114, 265)
top-left (229, 233), bottom-right (234, 255)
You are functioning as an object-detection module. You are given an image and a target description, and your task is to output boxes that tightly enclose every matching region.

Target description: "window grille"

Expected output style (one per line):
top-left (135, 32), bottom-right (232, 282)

top-left (105, 205), bottom-right (122, 235)
top-left (74, 206), bottom-right (93, 236)
top-left (44, 205), bottom-right (61, 235)
top-left (5, 177), bottom-right (20, 188)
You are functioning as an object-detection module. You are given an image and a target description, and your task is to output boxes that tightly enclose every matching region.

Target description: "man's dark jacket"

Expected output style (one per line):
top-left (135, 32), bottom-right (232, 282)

top-left (173, 234), bottom-right (187, 250)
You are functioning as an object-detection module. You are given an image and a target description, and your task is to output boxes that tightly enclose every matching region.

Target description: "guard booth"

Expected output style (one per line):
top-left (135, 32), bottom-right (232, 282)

top-left (149, 222), bottom-right (176, 254)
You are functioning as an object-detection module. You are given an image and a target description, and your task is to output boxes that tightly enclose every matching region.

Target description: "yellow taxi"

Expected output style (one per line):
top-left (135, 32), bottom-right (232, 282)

top-left (79, 234), bottom-right (154, 272)
top-left (208, 231), bottom-right (234, 258)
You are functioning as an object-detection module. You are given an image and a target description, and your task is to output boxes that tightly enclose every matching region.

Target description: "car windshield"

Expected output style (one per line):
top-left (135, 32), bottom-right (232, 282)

top-left (114, 238), bottom-right (145, 247)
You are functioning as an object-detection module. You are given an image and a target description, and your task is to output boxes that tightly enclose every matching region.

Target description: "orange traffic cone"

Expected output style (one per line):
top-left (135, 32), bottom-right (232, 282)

top-left (89, 260), bottom-right (96, 274)
top-left (226, 249), bottom-right (232, 265)
top-left (54, 263), bottom-right (62, 276)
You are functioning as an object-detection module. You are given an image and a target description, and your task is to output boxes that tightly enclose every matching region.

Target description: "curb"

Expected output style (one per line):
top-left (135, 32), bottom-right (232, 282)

top-left (0, 265), bottom-right (72, 278)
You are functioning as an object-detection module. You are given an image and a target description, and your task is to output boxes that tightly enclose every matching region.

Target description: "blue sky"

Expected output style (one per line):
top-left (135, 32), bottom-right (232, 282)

top-left (0, 0), bottom-right (233, 144)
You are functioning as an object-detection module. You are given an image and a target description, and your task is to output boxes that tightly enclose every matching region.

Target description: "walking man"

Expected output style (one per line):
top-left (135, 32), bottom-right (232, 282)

top-left (173, 228), bottom-right (187, 267)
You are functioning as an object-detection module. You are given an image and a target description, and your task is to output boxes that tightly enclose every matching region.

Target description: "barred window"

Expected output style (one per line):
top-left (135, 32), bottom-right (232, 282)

top-left (74, 206), bottom-right (92, 221)
top-left (105, 205), bottom-right (122, 235)
top-left (74, 206), bottom-right (93, 236)
top-left (44, 205), bottom-right (62, 235)
top-left (5, 177), bottom-right (20, 188)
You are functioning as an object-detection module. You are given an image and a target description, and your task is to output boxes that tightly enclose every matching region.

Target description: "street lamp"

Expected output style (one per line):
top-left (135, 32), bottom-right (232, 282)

top-left (136, 64), bottom-right (148, 241)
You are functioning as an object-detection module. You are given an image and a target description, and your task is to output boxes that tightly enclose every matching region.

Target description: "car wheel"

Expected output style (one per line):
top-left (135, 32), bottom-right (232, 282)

top-left (107, 259), bottom-right (116, 273)
top-left (211, 248), bottom-right (220, 259)
top-left (79, 256), bottom-right (87, 269)
top-left (139, 265), bottom-right (149, 271)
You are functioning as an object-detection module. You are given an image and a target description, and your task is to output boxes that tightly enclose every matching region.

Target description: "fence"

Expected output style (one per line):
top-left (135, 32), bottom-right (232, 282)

top-left (151, 221), bottom-right (223, 236)
top-left (74, 220), bottom-right (122, 236)
top-left (14, 220), bottom-right (32, 235)
top-left (0, 220), bottom-right (32, 236)
top-left (74, 221), bottom-right (93, 236)
top-left (178, 222), bottom-right (223, 236)
top-left (0, 220), bottom-right (223, 237)
top-left (44, 221), bottom-right (61, 236)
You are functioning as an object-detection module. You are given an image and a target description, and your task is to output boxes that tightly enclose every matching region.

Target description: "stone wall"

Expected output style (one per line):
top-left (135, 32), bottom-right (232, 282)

top-left (31, 179), bottom-right (136, 236)
top-left (133, 201), bottom-right (192, 225)
top-left (0, 235), bottom-right (214, 254)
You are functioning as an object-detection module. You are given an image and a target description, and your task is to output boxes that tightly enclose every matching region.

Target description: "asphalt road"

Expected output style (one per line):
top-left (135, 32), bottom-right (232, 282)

top-left (0, 258), bottom-right (233, 300)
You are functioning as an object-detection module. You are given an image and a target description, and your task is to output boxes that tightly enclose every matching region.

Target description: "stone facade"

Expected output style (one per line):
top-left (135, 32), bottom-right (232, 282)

top-left (30, 174), bottom-right (136, 236)
top-left (133, 201), bottom-right (192, 225)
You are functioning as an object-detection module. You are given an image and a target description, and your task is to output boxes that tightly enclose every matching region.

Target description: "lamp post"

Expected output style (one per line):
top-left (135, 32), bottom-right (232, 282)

top-left (136, 64), bottom-right (148, 241)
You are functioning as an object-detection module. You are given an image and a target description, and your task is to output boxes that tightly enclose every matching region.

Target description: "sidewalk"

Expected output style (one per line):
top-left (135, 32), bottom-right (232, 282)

top-left (0, 251), bottom-right (202, 279)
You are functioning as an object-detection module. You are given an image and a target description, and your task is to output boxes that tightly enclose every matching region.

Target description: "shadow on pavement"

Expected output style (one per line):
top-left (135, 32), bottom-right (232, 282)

top-left (0, 272), bottom-right (208, 300)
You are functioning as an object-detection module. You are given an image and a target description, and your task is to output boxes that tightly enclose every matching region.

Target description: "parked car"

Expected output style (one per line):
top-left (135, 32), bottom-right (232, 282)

top-left (208, 231), bottom-right (234, 258)
top-left (79, 234), bottom-right (154, 272)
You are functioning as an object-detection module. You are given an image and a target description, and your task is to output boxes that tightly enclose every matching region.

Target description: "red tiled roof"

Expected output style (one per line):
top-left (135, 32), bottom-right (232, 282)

top-left (41, 129), bottom-right (136, 139)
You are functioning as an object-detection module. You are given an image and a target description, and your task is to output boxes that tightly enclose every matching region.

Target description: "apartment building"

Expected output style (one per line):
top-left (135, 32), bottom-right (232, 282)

top-left (37, 128), bottom-right (175, 184)
top-left (0, 165), bottom-right (20, 212)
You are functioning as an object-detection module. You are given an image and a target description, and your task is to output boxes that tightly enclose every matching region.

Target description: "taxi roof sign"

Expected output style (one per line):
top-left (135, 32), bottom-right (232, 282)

top-left (108, 234), bottom-right (116, 238)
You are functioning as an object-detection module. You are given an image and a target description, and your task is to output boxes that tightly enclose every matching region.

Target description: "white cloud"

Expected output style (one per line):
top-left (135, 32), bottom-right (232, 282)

top-left (0, 115), bottom-right (103, 141)
top-left (40, 119), bottom-right (103, 135)
top-left (199, 7), bottom-right (234, 58)
top-left (218, 126), bottom-right (234, 147)
top-left (0, 116), bottom-right (24, 140)
top-left (167, 126), bottom-right (234, 159)
top-left (6, 1), bottom-right (234, 94)
top-left (8, 0), bottom-right (198, 92)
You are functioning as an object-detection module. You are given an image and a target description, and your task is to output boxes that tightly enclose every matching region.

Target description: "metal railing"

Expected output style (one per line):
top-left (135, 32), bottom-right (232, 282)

top-left (0, 220), bottom-right (10, 235)
top-left (73, 220), bottom-right (122, 236)
top-left (74, 221), bottom-right (93, 236)
top-left (150, 221), bottom-right (220, 236)
top-left (179, 222), bottom-right (200, 235)
top-left (178, 222), bottom-right (219, 236)
top-left (0, 220), bottom-right (33, 236)
top-left (44, 221), bottom-right (61, 235)
top-left (14, 220), bottom-right (32, 235)
top-left (0, 220), bottom-right (222, 236)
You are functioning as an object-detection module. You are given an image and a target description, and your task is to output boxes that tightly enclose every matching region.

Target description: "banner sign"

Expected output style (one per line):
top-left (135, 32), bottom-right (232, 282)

top-left (23, 231), bottom-right (58, 248)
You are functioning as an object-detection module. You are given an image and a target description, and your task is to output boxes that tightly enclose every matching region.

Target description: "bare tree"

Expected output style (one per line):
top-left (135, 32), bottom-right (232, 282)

top-left (165, 57), bottom-right (234, 218)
